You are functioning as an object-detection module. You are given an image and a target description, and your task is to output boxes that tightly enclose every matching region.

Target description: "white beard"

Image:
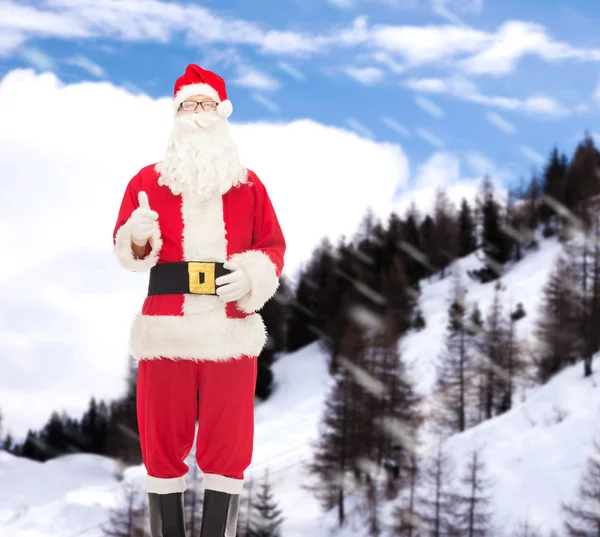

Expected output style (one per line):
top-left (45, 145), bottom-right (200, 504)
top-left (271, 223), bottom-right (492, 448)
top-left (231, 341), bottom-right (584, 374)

top-left (155, 112), bottom-right (248, 201)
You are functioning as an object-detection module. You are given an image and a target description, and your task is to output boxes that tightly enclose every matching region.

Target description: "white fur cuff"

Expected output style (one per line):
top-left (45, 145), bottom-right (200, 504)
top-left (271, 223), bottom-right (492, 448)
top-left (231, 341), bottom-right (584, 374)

top-left (203, 473), bottom-right (244, 494)
top-left (114, 218), bottom-right (162, 272)
top-left (229, 250), bottom-right (279, 313)
top-left (145, 475), bottom-right (187, 494)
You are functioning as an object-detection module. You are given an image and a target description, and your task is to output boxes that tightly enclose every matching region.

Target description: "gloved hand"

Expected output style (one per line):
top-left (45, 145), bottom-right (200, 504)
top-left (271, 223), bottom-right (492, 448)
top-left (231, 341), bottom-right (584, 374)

top-left (130, 191), bottom-right (159, 246)
top-left (215, 262), bottom-right (251, 303)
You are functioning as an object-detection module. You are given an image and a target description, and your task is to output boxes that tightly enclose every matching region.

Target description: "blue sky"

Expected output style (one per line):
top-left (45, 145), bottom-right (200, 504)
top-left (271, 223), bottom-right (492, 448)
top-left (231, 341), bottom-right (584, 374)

top-left (2, 0), bottom-right (600, 194)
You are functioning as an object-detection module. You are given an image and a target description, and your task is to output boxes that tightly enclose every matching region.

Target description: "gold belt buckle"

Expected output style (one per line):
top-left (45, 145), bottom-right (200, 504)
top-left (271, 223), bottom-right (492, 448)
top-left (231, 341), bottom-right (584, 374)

top-left (188, 262), bottom-right (216, 294)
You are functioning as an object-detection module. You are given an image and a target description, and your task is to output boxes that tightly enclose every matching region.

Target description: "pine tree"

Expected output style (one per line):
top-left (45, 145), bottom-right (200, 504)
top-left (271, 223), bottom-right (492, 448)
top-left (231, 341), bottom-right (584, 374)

top-left (400, 204), bottom-right (428, 285)
top-left (561, 438), bottom-right (600, 536)
top-left (511, 514), bottom-right (543, 537)
top-left (308, 324), bottom-right (368, 526)
top-left (539, 147), bottom-right (568, 233)
top-left (416, 439), bottom-right (459, 537)
top-left (101, 478), bottom-right (148, 537)
top-left (534, 256), bottom-right (581, 383)
top-left (106, 356), bottom-right (142, 465)
top-left (496, 306), bottom-right (526, 414)
top-left (564, 133), bottom-right (600, 228)
top-left (470, 177), bottom-right (510, 283)
top-left (434, 271), bottom-right (478, 433)
top-left (474, 283), bottom-right (507, 420)
top-left (248, 469), bottom-right (284, 537)
top-left (419, 215), bottom-right (436, 279)
top-left (80, 397), bottom-right (110, 454)
top-left (364, 474), bottom-right (383, 537)
top-left (432, 187), bottom-right (459, 278)
top-left (452, 449), bottom-right (495, 537)
top-left (459, 198), bottom-right (477, 258)
top-left (255, 276), bottom-right (292, 400)
top-left (391, 451), bottom-right (422, 537)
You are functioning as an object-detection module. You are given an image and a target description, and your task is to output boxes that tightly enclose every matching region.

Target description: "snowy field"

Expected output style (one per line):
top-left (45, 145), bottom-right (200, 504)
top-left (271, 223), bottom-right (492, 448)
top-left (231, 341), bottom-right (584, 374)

top-left (2, 237), bottom-right (599, 536)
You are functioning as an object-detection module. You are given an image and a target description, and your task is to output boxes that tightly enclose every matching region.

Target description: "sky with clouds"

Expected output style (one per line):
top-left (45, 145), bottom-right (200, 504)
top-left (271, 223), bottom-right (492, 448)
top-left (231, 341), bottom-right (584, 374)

top-left (1, 0), bottom-right (600, 439)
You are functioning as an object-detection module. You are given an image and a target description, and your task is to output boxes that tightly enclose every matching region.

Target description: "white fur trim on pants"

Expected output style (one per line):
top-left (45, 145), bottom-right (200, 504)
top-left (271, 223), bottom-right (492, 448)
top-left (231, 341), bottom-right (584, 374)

top-left (130, 310), bottom-right (268, 361)
top-left (229, 250), bottom-right (279, 313)
top-left (114, 218), bottom-right (162, 272)
top-left (145, 475), bottom-right (187, 494)
top-left (203, 473), bottom-right (244, 494)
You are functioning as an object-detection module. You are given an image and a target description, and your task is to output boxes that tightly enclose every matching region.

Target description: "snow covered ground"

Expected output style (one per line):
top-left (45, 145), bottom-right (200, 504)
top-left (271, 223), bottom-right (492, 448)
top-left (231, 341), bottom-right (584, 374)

top-left (1, 236), bottom-right (599, 536)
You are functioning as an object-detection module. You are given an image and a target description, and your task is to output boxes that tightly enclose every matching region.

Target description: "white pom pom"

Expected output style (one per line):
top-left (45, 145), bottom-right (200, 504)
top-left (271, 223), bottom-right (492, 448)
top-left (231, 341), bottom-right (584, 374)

top-left (217, 99), bottom-right (233, 119)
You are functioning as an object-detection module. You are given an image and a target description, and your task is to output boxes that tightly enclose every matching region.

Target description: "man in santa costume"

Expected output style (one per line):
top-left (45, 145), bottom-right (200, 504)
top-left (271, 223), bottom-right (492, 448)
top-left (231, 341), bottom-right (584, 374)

top-left (112, 64), bottom-right (285, 536)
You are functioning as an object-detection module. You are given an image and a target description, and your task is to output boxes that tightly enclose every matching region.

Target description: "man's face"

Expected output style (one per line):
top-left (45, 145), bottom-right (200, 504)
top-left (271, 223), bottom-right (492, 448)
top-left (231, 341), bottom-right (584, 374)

top-left (179, 95), bottom-right (218, 114)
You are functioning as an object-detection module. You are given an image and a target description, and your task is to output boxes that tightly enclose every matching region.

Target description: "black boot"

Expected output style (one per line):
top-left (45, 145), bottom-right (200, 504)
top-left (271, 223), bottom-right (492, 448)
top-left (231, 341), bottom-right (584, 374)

top-left (148, 492), bottom-right (186, 537)
top-left (199, 489), bottom-right (240, 537)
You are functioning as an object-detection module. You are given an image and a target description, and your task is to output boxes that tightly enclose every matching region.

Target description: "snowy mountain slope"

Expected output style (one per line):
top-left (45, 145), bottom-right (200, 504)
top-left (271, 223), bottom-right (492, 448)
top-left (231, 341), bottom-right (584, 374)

top-left (1, 236), bottom-right (597, 537)
top-left (444, 357), bottom-right (600, 534)
top-left (401, 236), bottom-right (566, 397)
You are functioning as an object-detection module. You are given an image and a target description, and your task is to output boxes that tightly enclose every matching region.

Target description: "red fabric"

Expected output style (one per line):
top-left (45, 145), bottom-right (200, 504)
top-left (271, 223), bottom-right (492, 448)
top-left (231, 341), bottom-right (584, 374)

top-left (112, 165), bottom-right (286, 321)
top-left (136, 356), bottom-right (257, 481)
top-left (174, 64), bottom-right (228, 102)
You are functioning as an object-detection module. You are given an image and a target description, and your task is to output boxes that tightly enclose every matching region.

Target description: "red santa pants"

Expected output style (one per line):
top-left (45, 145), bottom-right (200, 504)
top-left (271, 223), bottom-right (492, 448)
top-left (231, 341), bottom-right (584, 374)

top-left (136, 355), bottom-right (257, 495)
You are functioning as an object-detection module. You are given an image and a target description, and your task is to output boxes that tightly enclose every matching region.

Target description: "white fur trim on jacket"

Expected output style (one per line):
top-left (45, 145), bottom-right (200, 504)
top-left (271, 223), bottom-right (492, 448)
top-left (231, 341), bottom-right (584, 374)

top-left (129, 309), bottom-right (267, 361)
top-left (114, 218), bottom-right (162, 272)
top-left (203, 473), bottom-right (244, 494)
top-left (173, 83), bottom-right (221, 111)
top-left (229, 250), bottom-right (280, 313)
top-left (145, 475), bottom-right (187, 494)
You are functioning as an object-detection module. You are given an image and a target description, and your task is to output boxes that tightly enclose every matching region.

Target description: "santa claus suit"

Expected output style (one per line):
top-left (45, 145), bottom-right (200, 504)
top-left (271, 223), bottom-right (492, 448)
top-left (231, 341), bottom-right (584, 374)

top-left (112, 67), bottom-right (285, 502)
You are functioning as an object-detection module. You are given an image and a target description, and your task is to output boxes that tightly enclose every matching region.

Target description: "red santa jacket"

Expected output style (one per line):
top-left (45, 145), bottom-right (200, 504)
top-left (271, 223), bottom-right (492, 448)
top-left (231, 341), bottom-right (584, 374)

top-left (113, 164), bottom-right (286, 362)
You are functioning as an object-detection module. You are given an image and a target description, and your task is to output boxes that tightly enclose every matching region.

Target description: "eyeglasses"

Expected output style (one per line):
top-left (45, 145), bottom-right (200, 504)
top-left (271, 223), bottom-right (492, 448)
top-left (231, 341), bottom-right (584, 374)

top-left (179, 100), bottom-right (218, 112)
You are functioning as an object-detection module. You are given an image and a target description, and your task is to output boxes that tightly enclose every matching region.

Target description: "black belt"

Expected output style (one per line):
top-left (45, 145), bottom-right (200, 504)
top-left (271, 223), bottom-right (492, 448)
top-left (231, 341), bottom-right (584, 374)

top-left (148, 262), bottom-right (232, 296)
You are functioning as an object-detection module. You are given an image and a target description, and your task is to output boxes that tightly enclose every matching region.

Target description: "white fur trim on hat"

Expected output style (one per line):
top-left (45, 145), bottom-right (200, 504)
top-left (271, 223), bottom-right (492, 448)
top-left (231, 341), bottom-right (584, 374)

top-left (173, 83), bottom-right (221, 111)
top-left (217, 99), bottom-right (233, 119)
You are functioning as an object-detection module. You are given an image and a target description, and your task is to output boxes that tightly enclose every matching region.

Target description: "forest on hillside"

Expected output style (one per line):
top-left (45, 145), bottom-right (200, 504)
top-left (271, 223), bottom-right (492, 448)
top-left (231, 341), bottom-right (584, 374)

top-left (2, 134), bottom-right (600, 536)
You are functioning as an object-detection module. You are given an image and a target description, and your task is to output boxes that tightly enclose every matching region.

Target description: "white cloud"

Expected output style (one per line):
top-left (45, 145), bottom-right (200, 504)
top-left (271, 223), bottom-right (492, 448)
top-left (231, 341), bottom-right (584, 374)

top-left (3, 1), bottom-right (600, 79)
top-left (343, 65), bottom-right (385, 85)
top-left (404, 75), bottom-right (570, 118)
top-left (277, 61), bottom-right (305, 81)
top-left (371, 50), bottom-right (405, 73)
top-left (346, 117), bottom-right (375, 138)
top-left (231, 68), bottom-right (280, 91)
top-left (459, 21), bottom-right (600, 76)
top-left (393, 151), bottom-right (496, 217)
top-left (464, 150), bottom-right (512, 182)
top-left (370, 23), bottom-right (487, 66)
top-left (0, 68), bottom-right (409, 438)
top-left (485, 111), bottom-right (516, 134)
top-left (18, 47), bottom-right (55, 71)
top-left (64, 54), bottom-right (106, 78)
top-left (382, 116), bottom-right (411, 137)
top-left (594, 81), bottom-right (600, 103)
top-left (251, 93), bottom-right (280, 113)
top-left (414, 95), bottom-right (445, 118)
top-left (521, 146), bottom-right (546, 166)
top-left (327, 0), bottom-right (355, 8)
top-left (417, 128), bottom-right (445, 148)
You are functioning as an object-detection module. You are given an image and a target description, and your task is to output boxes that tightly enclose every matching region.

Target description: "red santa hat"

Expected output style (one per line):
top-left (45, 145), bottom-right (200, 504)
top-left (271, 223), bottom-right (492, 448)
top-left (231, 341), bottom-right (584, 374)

top-left (173, 64), bottom-right (233, 119)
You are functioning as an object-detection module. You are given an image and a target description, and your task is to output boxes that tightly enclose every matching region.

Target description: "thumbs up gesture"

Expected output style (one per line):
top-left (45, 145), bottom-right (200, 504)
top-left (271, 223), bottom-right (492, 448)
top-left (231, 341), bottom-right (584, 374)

top-left (130, 191), bottom-right (159, 246)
